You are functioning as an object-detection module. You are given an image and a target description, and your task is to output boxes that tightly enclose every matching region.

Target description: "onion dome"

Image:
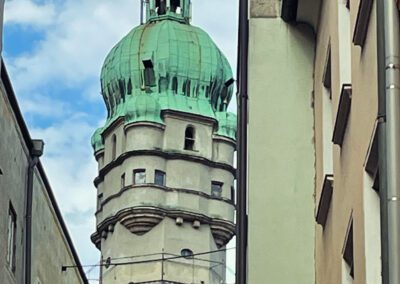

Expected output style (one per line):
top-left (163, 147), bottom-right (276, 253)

top-left (91, 127), bottom-right (104, 153)
top-left (93, 0), bottom-right (236, 148)
top-left (216, 112), bottom-right (237, 140)
top-left (125, 94), bottom-right (163, 124)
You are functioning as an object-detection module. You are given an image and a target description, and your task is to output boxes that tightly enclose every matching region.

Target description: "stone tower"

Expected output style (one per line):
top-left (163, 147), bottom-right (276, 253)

top-left (90, 1), bottom-right (236, 283)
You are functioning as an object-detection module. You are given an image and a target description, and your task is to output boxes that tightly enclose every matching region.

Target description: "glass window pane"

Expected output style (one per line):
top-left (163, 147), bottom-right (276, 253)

top-left (211, 182), bottom-right (223, 198)
top-left (134, 170), bottom-right (146, 184)
top-left (155, 170), bottom-right (166, 186)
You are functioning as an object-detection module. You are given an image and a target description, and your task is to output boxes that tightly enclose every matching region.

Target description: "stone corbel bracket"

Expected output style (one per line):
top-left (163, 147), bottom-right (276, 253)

top-left (91, 206), bottom-right (235, 249)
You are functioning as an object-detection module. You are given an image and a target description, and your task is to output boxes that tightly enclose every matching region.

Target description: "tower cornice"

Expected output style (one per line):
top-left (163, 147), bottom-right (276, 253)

top-left (93, 149), bottom-right (236, 187)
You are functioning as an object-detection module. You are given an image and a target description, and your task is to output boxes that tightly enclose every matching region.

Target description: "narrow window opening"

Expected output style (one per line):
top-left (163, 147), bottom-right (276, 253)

top-left (172, 77), bottom-right (178, 94)
top-left (121, 173), bottom-right (126, 188)
top-left (7, 203), bottom-right (17, 273)
top-left (111, 134), bottom-right (117, 161)
top-left (171, 0), bottom-right (181, 13)
top-left (133, 169), bottom-right (146, 185)
top-left (184, 126), bottom-right (195, 151)
top-left (182, 80), bottom-right (191, 97)
top-left (231, 186), bottom-right (235, 203)
top-left (143, 60), bottom-right (156, 87)
top-left (211, 181), bottom-right (223, 198)
top-left (185, 80), bottom-right (191, 96)
top-left (118, 79), bottom-right (125, 101)
top-left (154, 170), bottom-right (166, 186)
top-left (127, 78), bottom-right (132, 95)
top-left (97, 193), bottom-right (104, 210)
top-left (205, 86), bottom-right (210, 98)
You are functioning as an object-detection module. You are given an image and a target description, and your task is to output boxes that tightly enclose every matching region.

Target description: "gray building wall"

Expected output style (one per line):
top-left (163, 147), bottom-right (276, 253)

top-left (0, 63), bottom-right (87, 284)
top-left (247, 0), bottom-right (316, 283)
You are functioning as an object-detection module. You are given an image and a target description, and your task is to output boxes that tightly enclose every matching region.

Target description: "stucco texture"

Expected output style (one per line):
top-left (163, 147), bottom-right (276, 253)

top-left (248, 18), bottom-right (316, 284)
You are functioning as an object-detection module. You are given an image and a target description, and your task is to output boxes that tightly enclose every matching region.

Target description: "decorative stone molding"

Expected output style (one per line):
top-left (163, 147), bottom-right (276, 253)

top-left (120, 210), bottom-right (164, 235)
top-left (94, 149), bottom-right (235, 187)
top-left (210, 219), bottom-right (236, 248)
top-left (95, 183), bottom-right (235, 215)
top-left (91, 206), bottom-right (235, 249)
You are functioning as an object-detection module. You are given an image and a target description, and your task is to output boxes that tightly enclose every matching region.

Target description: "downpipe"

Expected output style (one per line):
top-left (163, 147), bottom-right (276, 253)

top-left (377, 0), bottom-right (400, 283)
top-left (236, 0), bottom-right (249, 283)
top-left (25, 157), bottom-right (39, 284)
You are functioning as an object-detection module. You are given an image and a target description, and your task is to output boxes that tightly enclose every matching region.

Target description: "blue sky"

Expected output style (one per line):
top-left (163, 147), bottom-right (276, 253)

top-left (4, 0), bottom-right (238, 282)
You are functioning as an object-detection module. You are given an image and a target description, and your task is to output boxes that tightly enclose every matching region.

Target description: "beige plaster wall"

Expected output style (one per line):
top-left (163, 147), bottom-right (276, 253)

top-left (314, 0), bottom-right (380, 283)
top-left (247, 12), bottom-right (316, 284)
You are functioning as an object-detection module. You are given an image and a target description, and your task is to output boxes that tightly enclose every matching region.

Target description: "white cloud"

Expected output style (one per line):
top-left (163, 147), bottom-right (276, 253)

top-left (6, 0), bottom-right (138, 95)
top-left (19, 93), bottom-right (72, 117)
top-left (31, 114), bottom-right (97, 214)
top-left (5, 0), bottom-right (56, 27)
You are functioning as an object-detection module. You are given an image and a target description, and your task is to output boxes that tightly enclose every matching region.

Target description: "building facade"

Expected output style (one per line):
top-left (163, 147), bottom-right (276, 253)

top-left (243, 0), bottom-right (399, 283)
top-left (245, 0), bottom-right (317, 283)
top-left (0, 61), bottom-right (88, 283)
top-left (90, 1), bottom-right (236, 283)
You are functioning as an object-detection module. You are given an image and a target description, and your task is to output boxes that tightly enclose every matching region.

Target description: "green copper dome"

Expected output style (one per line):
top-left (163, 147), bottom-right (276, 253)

top-left (92, 1), bottom-right (236, 152)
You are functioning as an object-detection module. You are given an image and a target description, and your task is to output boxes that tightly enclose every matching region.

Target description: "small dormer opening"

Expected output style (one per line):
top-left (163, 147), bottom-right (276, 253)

top-left (111, 134), bottom-right (117, 160)
top-left (172, 77), bottom-right (178, 94)
top-left (127, 78), bottom-right (132, 95)
top-left (156, 0), bottom-right (167, 15)
top-left (143, 60), bottom-right (156, 87)
top-left (183, 80), bottom-right (191, 97)
top-left (171, 0), bottom-right (182, 14)
top-left (184, 126), bottom-right (195, 151)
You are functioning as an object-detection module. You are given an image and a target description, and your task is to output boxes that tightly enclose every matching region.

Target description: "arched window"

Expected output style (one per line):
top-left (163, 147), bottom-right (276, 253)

top-left (184, 126), bottom-right (195, 151)
top-left (181, 248), bottom-right (193, 259)
top-left (111, 134), bottom-right (117, 160)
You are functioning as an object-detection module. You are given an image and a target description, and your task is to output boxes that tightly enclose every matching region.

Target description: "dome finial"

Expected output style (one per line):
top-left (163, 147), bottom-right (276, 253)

top-left (145, 0), bottom-right (192, 23)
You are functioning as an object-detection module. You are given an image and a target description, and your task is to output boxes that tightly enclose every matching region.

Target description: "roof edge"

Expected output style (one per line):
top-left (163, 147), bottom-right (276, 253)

top-left (1, 58), bottom-right (89, 284)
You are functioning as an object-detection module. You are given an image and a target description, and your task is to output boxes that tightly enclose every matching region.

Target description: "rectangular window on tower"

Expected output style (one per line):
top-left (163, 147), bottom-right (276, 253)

top-left (7, 203), bottom-right (17, 273)
top-left (211, 181), bottom-right (223, 198)
top-left (97, 193), bottom-right (104, 210)
top-left (133, 169), bottom-right (146, 185)
top-left (154, 170), bottom-right (166, 186)
top-left (121, 173), bottom-right (126, 189)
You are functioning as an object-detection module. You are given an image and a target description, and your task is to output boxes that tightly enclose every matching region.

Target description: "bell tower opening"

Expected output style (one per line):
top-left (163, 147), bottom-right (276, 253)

top-left (155, 0), bottom-right (167, 15)
top-left (146, 0), bottom-right (191, 22)
top-left (171, 0), bottom-right (181, 13)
